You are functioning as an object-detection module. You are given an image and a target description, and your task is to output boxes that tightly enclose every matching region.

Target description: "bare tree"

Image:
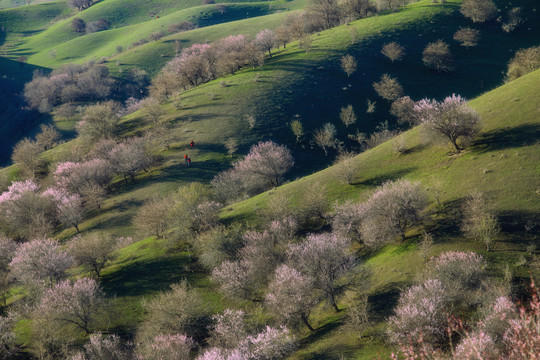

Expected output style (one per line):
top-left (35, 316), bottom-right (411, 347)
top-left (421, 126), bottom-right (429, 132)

top-left (453, 27), bottom-right (480, 49)
top-left (71, 17), bottom-right (86, 33)
top-left (275, 25), bottom-right (291, 49)
top-left (136, 281), bottom-right (211, 343)
top-left (506, 45), bottom-right (540, 82)
top-left (69, 233), bottom-right (118, 278)
top-left (414, 94), bottom-right (480, 152)
top-left (390, 96), bottom-right (416, 125)
top-left (341, 55), bottom-right (357, 78)
top-left (334, 151), bottom-right (357, 185)
top-left (339, 105), bottom-right (357, 128)
top-left (342, 0), bottom-right (372, 19)
top-left (141, 97), bottom-right (166, 125)
top-left (313, 123), bottom-right (338, 156)
top-left (149, 31), bottom-right (165, 42)
top-left (307, 0), bottom-right (342, 29)
top-left (11, 138), bottom-right (44, 178)
top-left (298, 35), bottom-right (313, 53)
top-left (134, 197), bottom-right (172, 239)
top-left (77, 101), bottom-right (121, 143)
top-left (422, 40), bottom-right (454, 72)
top-left (373, 74), bottom-right (403, 101)
top-left (108, 137), bottom-right (154, 183)
top-left (381, 42), bottom-right (405, 63)
top-left (461, 191), bottom-right (500, 251)
top-left (36, 124), bottom-right (61, 150)
top-left (460, 0), bottom-right (497, 23)
top-left (224, 138), bottom-right (239, 156)
top-left (69, 0), bottom-right (93, 11)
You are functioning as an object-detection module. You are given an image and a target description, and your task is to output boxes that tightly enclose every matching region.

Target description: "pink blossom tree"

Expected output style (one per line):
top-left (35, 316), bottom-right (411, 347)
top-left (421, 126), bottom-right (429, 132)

top-left (426, 251), bottom-right (487, 306)
top-left (0, 180), bottom-right (56, 240)
top-left (287, 232), bottom-right (357, 311)
top-left (388, 279), bottom-right (450, 347)
top-left (414, 94), bottom-right (481, 152)
top-left (137, 333), bottom-right (194, 360)
top-left (9, 239), bottom-right (73, 293)
top-left (35, 278), bottom-right (105, 334)
top-left (109, 137), bottom-right (154, 184)
top-left (70, 333), bottom-right (132, 360)
top-left (43, 188), bottom-right (84, 232)
top-left (0, 238), bottom-right (16, 306)
top-left (266, 265), bottom-right (317, 331)
top-left (0, 314), bottom-right (18, 359)
top-left (208, 309), bottom-right (249, 349)
top-left (255, 29), bottom-right (277, 57)
top-left (239, 326), bottom-right (296, 360)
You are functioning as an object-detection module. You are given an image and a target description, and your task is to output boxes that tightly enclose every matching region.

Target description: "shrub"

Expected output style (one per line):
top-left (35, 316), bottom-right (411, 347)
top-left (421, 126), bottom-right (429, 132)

top-left (461, 191), bottom-right (500, 251)
top-left (137, 282), bottom-right (211, 343)
top-left (341, 55), bottom-right (357, 78)
top-left (69, 233), bottom-right (118, 278)
top-left (390, 96), bottom-right (416, 125)
top-left (506, 45), bottom-right (540, 82)
top-left (460, 0), bottom-right (497, 23)
top-left (422, 40), bottom-right (453, 72)
top-left (373, 74), bottom-right (403, 101)
top-left (453, 27), bottom-right (480, 48)
top-left (381, 42), bottom-right (405, 62)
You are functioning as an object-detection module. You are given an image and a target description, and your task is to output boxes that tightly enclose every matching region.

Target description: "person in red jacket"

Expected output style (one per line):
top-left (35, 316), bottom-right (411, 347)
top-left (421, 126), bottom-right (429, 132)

top-left (184, 154), bottom-right (188, 164)
top-left (190, 140), bottom-right (194, 148)
top-left (187, 157), bottom-right (191, 166)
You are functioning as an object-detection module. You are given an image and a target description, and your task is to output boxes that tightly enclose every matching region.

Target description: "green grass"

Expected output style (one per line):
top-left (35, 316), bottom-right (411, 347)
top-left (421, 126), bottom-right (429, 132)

top-left (218, 68), bottom-right (540, 360)
top-left (1, 0), bottom-right (539, 356)
top-left (2, 0), bottom-right (303, 66)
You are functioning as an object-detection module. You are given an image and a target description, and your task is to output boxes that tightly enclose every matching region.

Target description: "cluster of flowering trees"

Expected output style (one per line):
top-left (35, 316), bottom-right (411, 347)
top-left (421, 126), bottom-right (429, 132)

top-left (24, 63), bottom-right (115, 113)
top-left (212, 141), bottom-right (294, 204)
top-left (151, 34), bottom-right (268, 98)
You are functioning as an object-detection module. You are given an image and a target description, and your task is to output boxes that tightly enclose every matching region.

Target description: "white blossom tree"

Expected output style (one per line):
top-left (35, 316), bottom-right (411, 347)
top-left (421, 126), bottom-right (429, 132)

top-left (414, 94), bottom-right (481, 152)
top-left (287, 233), bottom-right (357, 311)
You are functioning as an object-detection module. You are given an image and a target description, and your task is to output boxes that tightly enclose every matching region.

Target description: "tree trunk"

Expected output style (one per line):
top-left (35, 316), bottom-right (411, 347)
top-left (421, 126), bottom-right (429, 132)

top-left (450, 137), bottom-right (461, 152)
top-left (301, 314), bottom-right (314, 331)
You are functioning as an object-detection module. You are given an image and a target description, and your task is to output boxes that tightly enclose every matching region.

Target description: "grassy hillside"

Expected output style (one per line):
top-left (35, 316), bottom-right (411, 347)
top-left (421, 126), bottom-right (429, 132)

top-left (219, 68), bottom-right (540, 359)
top-left (1, 0), bottom-right (301, 66)
top-left (0, 0), bottom-right (56, 10)
top-left (0, 0), bottom-right (539, 357)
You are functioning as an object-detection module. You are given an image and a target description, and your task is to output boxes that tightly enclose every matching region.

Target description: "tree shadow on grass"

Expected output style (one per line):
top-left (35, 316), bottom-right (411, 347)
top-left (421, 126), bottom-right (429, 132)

top-left (472, 124), bottom-right (540, 154)
top-left (368, 283), bottom-right (404, 322)
top-left (100, 254), bottom-right (205, 298)
top-left (352, 167), bottom-right (417, 187)
top-left (299, 317), bottom-right (344, 348)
